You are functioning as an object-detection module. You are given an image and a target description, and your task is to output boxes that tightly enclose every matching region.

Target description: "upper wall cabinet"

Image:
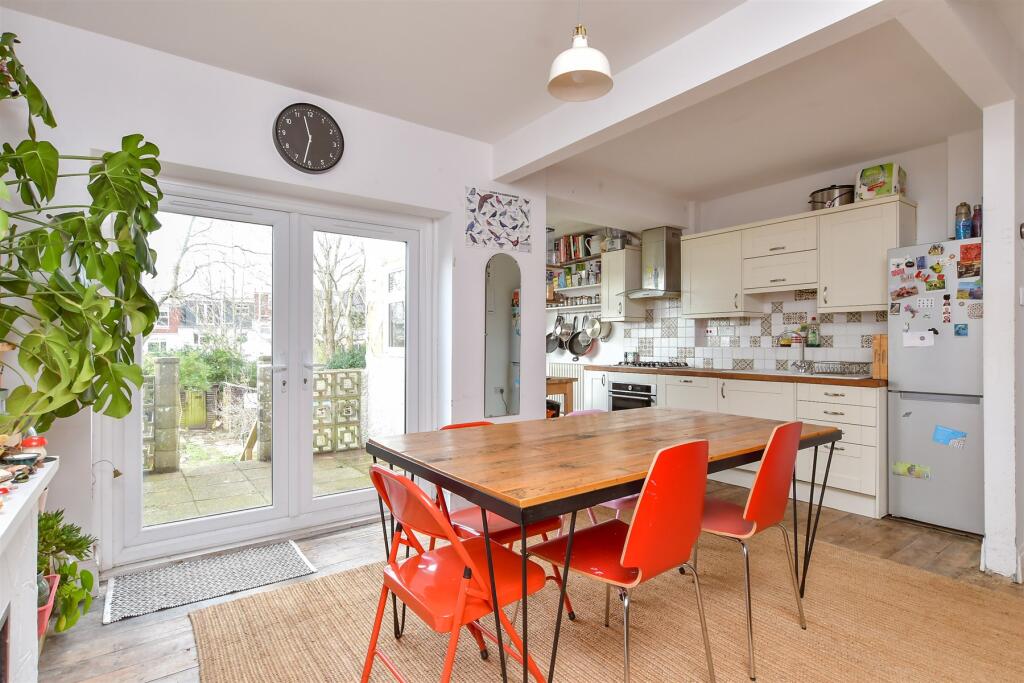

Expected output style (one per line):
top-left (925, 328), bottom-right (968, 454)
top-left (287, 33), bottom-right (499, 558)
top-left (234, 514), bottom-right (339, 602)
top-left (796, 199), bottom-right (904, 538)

top-left (817, 200), bottom-right (916, 312)
top-left (681, 231), bottom-right (757, 317)
top-left (741, 216), bottom-right (818, 293)
top-left (742, 216), bottom-right (817, 258)
top-left (601, 247), bottom-right (644, 322)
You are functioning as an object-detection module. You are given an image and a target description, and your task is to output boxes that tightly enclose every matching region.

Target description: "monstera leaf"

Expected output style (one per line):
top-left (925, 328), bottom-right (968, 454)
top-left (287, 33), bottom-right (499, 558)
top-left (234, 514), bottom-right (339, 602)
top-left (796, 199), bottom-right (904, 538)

top-left (0, 33), bottom-right (161, 436)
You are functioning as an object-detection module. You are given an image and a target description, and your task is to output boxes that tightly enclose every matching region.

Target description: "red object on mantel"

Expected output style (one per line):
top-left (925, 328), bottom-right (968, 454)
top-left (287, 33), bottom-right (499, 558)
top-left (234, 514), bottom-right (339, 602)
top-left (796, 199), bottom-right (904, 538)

top-left (37, 574), bottom-right (59, 640)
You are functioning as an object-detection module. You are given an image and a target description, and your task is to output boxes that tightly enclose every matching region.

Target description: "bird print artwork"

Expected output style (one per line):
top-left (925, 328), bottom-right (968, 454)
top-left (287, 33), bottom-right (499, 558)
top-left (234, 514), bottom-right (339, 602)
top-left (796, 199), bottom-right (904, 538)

top-left (465, 186), bottom-right (531, 252)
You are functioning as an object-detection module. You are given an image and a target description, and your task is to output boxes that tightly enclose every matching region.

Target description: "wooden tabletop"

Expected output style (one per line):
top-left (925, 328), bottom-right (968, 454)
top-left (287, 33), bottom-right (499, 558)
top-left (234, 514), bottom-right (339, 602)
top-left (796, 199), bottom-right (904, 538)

top-left (367, 408), bottom-right (841, 521)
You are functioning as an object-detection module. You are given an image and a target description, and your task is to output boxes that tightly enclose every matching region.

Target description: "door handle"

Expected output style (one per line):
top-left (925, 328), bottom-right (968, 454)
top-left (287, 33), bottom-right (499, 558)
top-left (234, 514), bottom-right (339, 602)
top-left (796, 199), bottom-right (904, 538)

top-left (769, 278), bottom-right (786, 283)
top-left (721, 383), bottom-right (726, 399)
top-left (822, 286), bottom-right (829, 305)
top-left (824, 410), bottom-right (845, 416)
top-left (769, 246), bottom-right (785, 252)
top-left (824, 392), bottom-right (846, 397)
top-left (733, 293), bottom-right (739, 309)
top-left (601, 374), bottom-right (606, 386)
top-left (682, 379), bottom-right (693, 384)
top-left (618, 302), bottom-right (622, 314)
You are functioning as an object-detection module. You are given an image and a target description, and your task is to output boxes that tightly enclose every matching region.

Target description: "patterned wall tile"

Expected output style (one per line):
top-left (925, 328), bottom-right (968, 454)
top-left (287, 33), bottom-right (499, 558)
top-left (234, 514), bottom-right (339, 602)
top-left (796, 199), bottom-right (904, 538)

top-left (750, 336), bottom-right (761, 347)
top-left (782, 312), bottom-right (807, 325)
top-left (821, 335), bottom-right (833, 348)
top-left (819, 313), bottom-right (834, 323)
top-left (795, 289), bottom-right (817, 301)
top-left (776, 360), bottom-right (789, 371)
top-left (760, 315), bottom-right (772, 335)
top-left (729, 336), bottom-right (740, 347)
top-left (846, 312), bottom-right (862, 322)
top-left (661, 317), bottom-right (678, 337)
top-left (875, 311), bottom-right (888, 322)
top-left (623, 328), bottom-right (632, 338)
top-left (772, 336), bottom-right (782, 347)
top-left (732, 358), bottom-right (754, 370)
top-left (645, 309), bottom-right (655, 323)
top-left (860, 335), bottom-right (873, 348)
top-left (771, 301), bottom-right (784, 313)
top-left (703, 358), bottom-right (714, 369)
top-left (638, 338), bottom-right (654, 357)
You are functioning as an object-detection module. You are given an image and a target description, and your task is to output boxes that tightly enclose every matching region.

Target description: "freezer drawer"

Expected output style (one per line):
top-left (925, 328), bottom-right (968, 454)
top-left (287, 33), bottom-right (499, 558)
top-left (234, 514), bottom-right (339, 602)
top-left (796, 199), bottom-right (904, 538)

top-left (887, 392), bottom-right (983, 534)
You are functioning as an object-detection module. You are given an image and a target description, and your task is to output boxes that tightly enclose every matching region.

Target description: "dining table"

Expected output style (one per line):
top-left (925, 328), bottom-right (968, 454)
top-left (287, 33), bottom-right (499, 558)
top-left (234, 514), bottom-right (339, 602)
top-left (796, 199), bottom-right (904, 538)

top-left (366, 407), bottom-right (842, 682)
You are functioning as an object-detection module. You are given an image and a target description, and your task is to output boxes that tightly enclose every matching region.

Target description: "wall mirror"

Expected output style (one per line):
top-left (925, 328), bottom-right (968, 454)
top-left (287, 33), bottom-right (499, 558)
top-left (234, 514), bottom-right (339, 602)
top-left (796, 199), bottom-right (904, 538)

top-left (484, 254), bottom-right (521, 418)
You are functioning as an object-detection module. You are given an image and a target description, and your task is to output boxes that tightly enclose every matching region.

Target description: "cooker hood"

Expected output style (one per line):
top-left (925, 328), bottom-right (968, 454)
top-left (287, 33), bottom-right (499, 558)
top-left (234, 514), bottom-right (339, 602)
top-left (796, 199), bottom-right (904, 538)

top-left (626, 226), bottom-right (682, 299)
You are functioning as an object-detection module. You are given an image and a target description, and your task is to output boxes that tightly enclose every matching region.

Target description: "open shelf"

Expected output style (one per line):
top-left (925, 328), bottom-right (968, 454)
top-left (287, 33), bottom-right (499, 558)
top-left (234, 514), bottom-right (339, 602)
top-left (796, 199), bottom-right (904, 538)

top-left (554, 283), bottom-right (600, 293)
top-left (546, 253), bottom-right (602, 270)
top-left (545, 303), bottom-right (601, 313)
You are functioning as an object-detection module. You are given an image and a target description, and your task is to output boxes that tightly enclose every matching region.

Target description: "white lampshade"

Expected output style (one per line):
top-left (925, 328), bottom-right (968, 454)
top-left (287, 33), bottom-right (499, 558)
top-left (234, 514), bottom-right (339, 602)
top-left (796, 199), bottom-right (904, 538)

top-left (548, 25), bottom-right (613, 102)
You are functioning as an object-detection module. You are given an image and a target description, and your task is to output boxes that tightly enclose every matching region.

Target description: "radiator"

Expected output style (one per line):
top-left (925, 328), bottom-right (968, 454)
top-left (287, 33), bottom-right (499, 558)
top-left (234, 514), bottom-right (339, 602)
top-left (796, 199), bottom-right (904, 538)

top-left (546, 362), bottom-right (586, 413)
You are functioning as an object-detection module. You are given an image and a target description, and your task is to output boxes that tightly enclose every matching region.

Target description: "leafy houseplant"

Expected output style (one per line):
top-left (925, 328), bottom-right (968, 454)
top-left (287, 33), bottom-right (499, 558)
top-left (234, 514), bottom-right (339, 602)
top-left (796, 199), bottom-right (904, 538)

top-left (0, 32), bottom-right (162, 437)
top-left (37, 510), bottom-right (97, 632)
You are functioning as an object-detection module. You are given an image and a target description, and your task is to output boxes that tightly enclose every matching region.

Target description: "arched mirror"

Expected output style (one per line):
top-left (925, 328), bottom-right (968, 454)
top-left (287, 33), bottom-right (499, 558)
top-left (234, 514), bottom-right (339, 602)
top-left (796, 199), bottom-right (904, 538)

top-left (484, 254), bottom-right (521, 418)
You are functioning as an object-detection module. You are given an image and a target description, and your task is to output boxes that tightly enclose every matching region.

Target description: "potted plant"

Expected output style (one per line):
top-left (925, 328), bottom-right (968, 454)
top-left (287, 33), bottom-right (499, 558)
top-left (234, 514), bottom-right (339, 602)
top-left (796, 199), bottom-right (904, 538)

top-left (0, 32), bottom-right (163, 439)
top-left (37, 510), bottom-right (96, 634)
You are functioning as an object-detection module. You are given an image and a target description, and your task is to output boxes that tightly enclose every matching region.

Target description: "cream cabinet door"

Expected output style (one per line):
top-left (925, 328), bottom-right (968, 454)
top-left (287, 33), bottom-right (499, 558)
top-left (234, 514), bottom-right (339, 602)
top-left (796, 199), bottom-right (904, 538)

top-left (658, 374), bottom-right (719, 412)
top-left (718, 380), bottom-right (797, 472)
top-left (681, 232), bottom-right (753, 316)
top-left (601, 248), bottom-right (643, 322)
top-left (583, 371), bottom-right (609, 411)
top-left (817, 202), bottom-right (899, 311)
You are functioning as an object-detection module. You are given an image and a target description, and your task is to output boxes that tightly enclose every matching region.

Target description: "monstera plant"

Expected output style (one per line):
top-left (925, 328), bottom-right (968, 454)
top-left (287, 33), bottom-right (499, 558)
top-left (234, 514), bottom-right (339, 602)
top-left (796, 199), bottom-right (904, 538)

top-left (0, 32), bottom-right (162, 437)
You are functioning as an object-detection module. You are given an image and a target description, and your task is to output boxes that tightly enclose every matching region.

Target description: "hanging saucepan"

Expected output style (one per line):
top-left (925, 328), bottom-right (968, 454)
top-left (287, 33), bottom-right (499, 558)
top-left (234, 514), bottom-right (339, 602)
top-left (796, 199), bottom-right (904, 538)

top-left (546, 316), bottom-right (563, 353)
top-left (583, 315), bottom-right (613, 342)
top-left (557, 315), bottom-right (575, 349)
top-left (567, 316), bottom-right (595, 361)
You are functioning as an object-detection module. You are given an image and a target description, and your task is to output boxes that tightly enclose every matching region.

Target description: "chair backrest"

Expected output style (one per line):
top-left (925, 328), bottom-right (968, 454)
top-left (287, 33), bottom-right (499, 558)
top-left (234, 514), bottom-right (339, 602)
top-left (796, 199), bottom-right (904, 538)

top-left (370, 465), bottom-right (463, 545)
top-left (743, 421), bottom-right (803, 531)
top-left (620, 440), bottom-right (709, 582)
top-left (440, 421), bottom-right (494, 430)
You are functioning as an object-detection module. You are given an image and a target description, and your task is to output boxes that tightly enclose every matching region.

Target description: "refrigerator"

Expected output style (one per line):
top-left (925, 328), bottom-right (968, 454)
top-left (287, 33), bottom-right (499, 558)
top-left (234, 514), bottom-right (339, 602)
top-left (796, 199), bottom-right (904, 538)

top-left (886, 237), bottom-right (983, 534)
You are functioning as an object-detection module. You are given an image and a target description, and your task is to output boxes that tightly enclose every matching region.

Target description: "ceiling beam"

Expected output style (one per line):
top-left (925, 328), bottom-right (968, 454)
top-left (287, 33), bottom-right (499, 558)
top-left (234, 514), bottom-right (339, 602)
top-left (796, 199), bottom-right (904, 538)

top-left (492, 0), bottom-right (894, 183)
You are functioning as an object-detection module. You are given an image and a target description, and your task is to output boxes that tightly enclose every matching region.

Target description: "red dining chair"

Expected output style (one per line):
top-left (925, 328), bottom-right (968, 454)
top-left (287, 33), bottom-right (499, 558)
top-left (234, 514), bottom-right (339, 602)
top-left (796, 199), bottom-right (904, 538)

top-left (435, 421), bottom-right (577, 619)
top-left (699, 421), bottom-right (806, 681)
top-left (361, 465), bottom-right (547, 683)
top-left (531, 440), bottom-right (716, 683)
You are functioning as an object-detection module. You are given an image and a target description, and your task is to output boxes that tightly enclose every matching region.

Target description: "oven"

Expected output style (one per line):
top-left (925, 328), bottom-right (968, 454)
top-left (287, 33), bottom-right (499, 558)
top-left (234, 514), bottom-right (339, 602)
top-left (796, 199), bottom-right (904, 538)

top-left (609, 381), bottom-right (656, 411)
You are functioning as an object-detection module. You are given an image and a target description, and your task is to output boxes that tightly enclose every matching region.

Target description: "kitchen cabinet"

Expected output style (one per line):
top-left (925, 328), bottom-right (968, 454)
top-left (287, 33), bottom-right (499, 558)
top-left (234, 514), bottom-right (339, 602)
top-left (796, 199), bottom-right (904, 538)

top-left (600, 247), bottom-right (643, 322)
top-left (658, 374), bottom-right (719, 412)
top-left (680, 231), bottom-right (756, 317)
top-left (817, 201), bottom-right (916, 312)
top-left (742, 216), bottom-right (817, 258)
top-left (583, 370), bottom-right (609, 411)
top-left (718, 379), bottom-right (796, 473)
top-left (742, 249), bottom-right (817, 292)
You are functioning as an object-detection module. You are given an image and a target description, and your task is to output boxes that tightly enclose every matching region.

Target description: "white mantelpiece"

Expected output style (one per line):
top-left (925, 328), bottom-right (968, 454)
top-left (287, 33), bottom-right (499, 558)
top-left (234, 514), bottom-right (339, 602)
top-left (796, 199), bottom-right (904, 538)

top-left (0, 458), bottom-right (59, 683)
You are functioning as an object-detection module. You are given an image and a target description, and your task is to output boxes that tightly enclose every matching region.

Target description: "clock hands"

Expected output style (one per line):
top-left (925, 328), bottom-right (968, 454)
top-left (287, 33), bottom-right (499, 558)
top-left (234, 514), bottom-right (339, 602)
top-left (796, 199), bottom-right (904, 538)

top-left (303, 114), bottom-right (312, 164)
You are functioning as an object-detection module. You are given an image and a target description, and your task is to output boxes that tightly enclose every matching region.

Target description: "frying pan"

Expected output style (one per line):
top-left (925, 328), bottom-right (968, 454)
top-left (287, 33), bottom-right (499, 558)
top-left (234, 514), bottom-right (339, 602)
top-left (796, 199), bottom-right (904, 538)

top-left (557, 315), bottom-right (575, 349)
top-left (584, 315), bottom-right (613, 342)
top-left (546, 316), bottom-right (563, 353)
top-left (567, 315), bottom-right (595, 361)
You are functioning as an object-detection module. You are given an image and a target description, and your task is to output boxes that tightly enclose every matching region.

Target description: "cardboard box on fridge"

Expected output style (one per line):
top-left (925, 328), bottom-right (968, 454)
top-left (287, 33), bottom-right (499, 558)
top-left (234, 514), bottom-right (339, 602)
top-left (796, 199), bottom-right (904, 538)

top-left (856, 162), bottom-right (907, 201)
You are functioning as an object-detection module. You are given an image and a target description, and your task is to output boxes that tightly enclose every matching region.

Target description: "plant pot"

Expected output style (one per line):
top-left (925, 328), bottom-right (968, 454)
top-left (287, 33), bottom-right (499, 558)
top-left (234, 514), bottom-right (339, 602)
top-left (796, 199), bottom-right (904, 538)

top-left (37, 574), bottom-right (59, 645)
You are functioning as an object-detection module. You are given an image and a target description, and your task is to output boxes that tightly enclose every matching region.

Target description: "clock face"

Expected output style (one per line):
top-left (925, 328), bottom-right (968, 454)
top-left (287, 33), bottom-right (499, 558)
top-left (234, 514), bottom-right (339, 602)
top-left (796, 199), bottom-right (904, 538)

top-left (273, 103), bottom-right (344, 173)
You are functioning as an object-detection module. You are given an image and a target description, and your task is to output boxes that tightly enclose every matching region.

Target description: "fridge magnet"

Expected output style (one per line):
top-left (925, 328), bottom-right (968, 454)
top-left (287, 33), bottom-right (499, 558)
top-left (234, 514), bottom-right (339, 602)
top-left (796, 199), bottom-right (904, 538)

top-left (954, 323), bottom-right (968, 337)
top-left (890, 266), bottom-right (905, 278)
top-left (916, 256), bottom-right (927, 269)
top-left (927, 243), bottom-right (945, 256)
top-left (956, 279), bottom-right (983, 300)
top-left (464, 187), bottom-right (532, 252)
top-left (957, 259), bottom-right (981, 279)
top-left (916, 297), bottom-right (935, 309)
top-left (892, 461), bottom-right (931, 480)
top-left (890, 284), bottom-right (919, 300)
top-left (959, 242), bottom-right (981, 262)
top-left (903, 303), bottom-right (918, 318)
top-left (942, 314), bottom-right (951, 323)
top-left (890, 258), bottom-right (903, 270)
top-left (932, 425), bottom-right (967, 448)
top-left (929, 261), bottom-right (943, 274)
top-left (967, 302), bottom-right (983, 319)
top-left (925, 278), bottom-right (946, 291)
top-left (889, 302), bottom-right (901, 315)
top-left (902, 330), bottom-right (934, 347)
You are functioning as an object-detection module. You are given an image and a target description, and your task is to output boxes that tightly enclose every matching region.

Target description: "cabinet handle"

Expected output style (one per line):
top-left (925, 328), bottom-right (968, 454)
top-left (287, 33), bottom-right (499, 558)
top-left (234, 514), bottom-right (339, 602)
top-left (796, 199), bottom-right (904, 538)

top-left (769, 246), bottom-right (785, 252)
top-left (601, 374), bottom-right (606, 386)
top-left (824, 392), bottom-right (845, 397)
top-left (832, 446), bottom-right (846, 452)
top-left (769, 278), bottom-right (787, 283)
top-left (682, 379), bottom-right (693, 384)
top-left (721, 383), bottom-right (726, 399)
top-left (618, 302), bottom-right (622, 314)
top-left (824, 410), bottom-right (845, 416)
top-left (823, 285), bottom-right (829, 305)
top-left (733, 293), bottom-right (739, 309)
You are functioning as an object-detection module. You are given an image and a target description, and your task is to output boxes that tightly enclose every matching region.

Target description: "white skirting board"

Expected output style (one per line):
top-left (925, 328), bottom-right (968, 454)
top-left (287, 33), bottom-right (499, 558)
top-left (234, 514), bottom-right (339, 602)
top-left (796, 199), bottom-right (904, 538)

top-left (709, 470), bottom-right (882, 519)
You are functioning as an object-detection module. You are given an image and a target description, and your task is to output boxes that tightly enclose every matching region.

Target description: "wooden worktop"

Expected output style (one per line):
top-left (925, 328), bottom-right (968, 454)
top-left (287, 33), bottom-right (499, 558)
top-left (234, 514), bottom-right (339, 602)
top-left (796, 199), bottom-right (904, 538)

top-left (584, 364), bottom-right (886, 388)
top-left (368, 409), bottom-right (841, 511)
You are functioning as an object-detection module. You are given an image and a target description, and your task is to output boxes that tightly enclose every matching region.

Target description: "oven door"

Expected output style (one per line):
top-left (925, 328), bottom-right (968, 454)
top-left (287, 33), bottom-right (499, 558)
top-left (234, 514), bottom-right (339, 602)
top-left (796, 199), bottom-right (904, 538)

top-left (609, 382), bottom-right (656, 411)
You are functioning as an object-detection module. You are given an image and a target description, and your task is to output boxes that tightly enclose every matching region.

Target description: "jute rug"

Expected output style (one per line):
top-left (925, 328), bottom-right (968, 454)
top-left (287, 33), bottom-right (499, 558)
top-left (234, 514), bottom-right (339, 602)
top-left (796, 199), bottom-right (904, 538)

top-left (190, 534), bottom-right (1023, 681)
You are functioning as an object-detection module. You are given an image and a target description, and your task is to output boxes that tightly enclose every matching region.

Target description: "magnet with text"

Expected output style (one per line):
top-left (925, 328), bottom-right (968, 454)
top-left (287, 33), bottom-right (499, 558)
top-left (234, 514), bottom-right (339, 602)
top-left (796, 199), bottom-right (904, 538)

top-left (954, 323), bottom-right (968, 337)
top-left (892, 461), bottom-right (931, 479)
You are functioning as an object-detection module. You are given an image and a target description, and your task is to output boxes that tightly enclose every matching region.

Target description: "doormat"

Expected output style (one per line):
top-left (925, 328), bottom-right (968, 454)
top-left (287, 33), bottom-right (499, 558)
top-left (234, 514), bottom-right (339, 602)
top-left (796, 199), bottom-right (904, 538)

top-left (102, 541), bottom-right (316, 624)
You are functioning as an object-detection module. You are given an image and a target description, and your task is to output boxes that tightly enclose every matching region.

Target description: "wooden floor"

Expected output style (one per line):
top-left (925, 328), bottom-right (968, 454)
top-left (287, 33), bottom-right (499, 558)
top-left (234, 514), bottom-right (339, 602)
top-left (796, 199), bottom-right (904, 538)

top-left (39, 481), bottom-right (1022, 682)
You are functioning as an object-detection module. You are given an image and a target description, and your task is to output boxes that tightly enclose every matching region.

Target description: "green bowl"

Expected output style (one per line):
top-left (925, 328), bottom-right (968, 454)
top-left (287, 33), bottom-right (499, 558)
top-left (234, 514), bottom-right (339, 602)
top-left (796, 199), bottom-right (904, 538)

top-left (1, 453), bottom-right (38, 466)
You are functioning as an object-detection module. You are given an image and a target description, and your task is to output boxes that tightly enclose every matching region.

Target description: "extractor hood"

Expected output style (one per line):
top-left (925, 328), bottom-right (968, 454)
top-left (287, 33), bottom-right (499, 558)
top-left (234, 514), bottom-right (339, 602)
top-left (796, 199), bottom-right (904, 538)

top-left (626, 226), bottom-right (682, 299)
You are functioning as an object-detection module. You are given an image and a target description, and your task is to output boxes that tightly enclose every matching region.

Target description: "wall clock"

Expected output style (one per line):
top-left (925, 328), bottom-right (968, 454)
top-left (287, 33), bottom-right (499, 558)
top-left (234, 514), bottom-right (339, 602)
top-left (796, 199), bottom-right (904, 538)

top-left (273, 103), bottom-right (344, 173)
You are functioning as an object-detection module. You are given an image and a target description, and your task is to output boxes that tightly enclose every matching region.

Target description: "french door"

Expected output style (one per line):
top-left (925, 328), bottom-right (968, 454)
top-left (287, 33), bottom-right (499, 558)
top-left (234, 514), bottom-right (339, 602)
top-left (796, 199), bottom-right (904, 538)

top-left (111, 195), bottom-right (420, 566)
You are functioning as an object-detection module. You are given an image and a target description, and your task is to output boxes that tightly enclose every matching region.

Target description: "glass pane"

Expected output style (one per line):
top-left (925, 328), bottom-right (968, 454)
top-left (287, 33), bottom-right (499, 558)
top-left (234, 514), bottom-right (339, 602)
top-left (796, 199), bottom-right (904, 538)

top-left (141, 212), bottom-right (275, 526)
top-left (311, 231), bottom-right (406, 497)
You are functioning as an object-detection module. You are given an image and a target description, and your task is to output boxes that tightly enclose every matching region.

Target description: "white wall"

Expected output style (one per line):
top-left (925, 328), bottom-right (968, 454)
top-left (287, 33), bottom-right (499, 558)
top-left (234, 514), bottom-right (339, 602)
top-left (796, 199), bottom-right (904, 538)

top-left (0, 10), bottom-right (547, 545)
top-left (696, 134), bottom-right (982, 243)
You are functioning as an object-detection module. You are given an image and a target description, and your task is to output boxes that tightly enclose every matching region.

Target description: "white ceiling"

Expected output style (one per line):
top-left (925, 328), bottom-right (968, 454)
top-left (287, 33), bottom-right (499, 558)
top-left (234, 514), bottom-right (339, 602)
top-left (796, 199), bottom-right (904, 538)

top-left (549, 20), bottom-right (982, 201)
top-left (4, 0), bottom-right (740, 142)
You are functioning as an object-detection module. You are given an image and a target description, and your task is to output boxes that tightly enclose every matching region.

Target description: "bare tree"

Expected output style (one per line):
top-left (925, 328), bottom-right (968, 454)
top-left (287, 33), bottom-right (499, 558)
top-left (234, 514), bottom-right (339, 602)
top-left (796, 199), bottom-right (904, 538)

top-left (312, 234), bottom-right (365, 361)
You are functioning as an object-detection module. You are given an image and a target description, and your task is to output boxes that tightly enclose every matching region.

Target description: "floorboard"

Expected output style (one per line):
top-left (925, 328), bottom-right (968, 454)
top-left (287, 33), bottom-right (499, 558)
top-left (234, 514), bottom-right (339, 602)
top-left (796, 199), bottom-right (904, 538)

top-left (38, 482), bottom-right (1022, 682)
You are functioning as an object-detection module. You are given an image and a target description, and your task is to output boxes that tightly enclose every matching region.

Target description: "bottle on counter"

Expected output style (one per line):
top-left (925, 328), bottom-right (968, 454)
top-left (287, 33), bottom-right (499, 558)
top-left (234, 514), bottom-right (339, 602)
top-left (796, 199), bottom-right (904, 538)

top-left (972, 204), bottom-right (983, 238)
top-left (954, 202), bottom-right (973, 240)
top-left (806, 316), bottom-right (821, 347)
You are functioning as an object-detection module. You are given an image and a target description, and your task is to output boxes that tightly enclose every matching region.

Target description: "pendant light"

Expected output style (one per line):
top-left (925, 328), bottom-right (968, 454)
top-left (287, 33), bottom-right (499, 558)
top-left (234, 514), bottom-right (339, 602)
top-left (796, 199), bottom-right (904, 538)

top-left (547, 0), bottom-right (613, 101)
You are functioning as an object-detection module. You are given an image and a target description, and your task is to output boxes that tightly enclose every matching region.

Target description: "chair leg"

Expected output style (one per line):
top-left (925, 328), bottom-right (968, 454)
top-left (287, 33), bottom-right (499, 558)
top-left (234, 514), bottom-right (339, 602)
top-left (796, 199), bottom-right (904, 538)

top-left (737, 540), bottom-right (756, 681)
top-left (440, 625), bottom-right (462, 683)
top-left (587, 507), bottom-right (600, 526)
top-left (778, 524), bottom-right (807, 629)
top-left (467, 621), bottom-right (489, 660)
top-left (360, 584), bottom-right (390, 683)
top-left (604, 583), bottom-right (612, 627)
top-left (682, 562), bottom-right (716, 683)
top-left (621, 588), bottom-right (631, 683)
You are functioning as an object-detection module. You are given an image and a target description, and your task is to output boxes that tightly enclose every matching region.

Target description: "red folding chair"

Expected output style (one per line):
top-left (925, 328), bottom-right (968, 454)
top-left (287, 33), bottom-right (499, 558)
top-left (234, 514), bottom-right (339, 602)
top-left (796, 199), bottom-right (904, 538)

top-left (436, 421), bottom-right (577, 619)
top-left (699, 421), bottom-right (806, 681)
top-left (531, 440), bottom-right (716, 683)
top-left (362, 465), bottom-right (547, 682)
